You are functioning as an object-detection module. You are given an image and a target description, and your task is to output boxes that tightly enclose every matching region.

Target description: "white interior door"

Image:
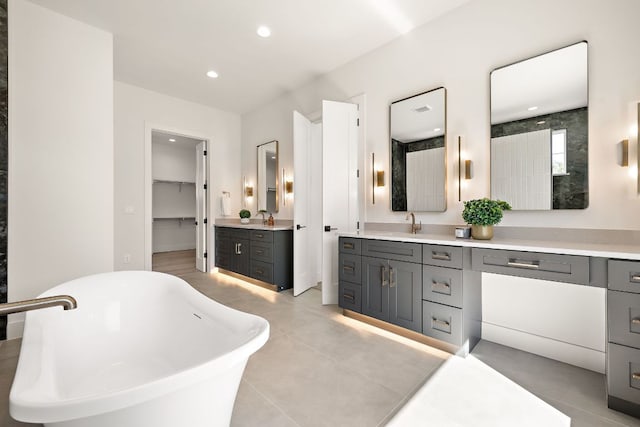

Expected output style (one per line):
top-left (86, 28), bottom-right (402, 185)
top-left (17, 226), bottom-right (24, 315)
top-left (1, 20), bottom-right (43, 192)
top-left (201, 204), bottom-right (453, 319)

top-left (293, 111), bottom-right (314, 296)
top-left (322, 100), bottom-right (359, 305)
top-left (195, 141), bottom-right (207, 272)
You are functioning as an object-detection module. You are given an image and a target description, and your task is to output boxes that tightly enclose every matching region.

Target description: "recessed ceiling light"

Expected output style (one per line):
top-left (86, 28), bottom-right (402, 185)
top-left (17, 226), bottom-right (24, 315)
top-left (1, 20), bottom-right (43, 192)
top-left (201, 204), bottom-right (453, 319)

top-left (527, 106), bottom-right (538, 111)
top-left (433, 128), bottom-right (441, 132)
top-left (169, 138), bottom-right (176, 142)
top-left (257, 26), bottom-right (271, 38)
top-left (271, 156), bottom-right (276, 159)
top-left (206, 70), bottom-right (219, 79)
top-left (536, 121), bottom-right (546, 125)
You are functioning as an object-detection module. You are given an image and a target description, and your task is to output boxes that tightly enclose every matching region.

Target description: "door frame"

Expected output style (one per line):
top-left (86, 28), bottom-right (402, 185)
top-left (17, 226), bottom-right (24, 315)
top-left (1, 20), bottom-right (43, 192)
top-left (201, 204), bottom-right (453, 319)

top-left (144, 122), bottom-right (212, 271)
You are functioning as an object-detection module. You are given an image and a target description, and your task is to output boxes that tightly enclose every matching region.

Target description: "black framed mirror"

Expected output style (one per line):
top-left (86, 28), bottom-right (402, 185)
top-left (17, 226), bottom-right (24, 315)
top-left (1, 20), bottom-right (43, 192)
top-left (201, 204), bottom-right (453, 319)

top-left (490, 41), bottom-right (588, 210)
top-left (391, 87), bottom-right (447, 212)
top-left (257, 140), bottom-right (278, 213)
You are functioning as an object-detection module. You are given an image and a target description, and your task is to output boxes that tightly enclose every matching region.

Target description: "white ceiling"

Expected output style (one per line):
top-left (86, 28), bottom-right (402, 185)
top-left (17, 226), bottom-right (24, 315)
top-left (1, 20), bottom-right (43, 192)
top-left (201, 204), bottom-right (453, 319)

top-left (27, 0), bottom-right (471, 114)
top-left (151, 130), bottom-right (203, 148)
top-left (491, 42), bottom-right (588, 124)
top-left (391, 88), bottom-right (445, 143)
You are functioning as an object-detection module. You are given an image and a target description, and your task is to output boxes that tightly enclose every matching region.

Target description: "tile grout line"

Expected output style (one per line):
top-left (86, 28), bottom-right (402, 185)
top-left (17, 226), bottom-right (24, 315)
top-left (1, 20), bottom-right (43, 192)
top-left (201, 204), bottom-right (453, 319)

top-left (240, 379), bottom-right (302, 427)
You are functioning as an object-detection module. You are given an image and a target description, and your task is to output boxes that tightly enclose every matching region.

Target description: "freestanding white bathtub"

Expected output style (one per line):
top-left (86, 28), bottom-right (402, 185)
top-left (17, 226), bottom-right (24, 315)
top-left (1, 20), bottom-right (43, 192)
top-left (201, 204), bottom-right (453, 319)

top-left (10, 271), bottom-right (269, 427)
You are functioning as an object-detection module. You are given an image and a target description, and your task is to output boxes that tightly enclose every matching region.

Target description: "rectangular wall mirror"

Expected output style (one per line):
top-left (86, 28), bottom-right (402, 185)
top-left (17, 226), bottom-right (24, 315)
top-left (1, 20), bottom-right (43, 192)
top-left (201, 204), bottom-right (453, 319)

top-left (391, 87), bottom-right (447, 212)
top-left (490, 41), bottom-right (588, 210)
top-left (257, 140), bottom-right (278, 213)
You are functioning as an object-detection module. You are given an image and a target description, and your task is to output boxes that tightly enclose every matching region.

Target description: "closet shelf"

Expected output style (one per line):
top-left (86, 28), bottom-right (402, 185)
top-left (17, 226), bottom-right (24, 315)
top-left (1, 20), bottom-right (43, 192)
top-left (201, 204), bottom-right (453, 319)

top-left (153, 179), bottom-right (196, 185)
top-left (153, 216), bottom-right (196, 222)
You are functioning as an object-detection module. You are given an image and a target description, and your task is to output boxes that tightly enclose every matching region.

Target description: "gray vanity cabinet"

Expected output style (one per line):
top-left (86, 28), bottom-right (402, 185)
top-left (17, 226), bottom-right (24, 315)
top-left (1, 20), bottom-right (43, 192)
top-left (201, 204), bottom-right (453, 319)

top-left (339, 238), bottom-right (363, 312)
top-left (215, 226), bottom-right (292, 291)
top-left (361, 240), bottom-right (422, 333)
top-left (607, 259), bottom-right (640, 417)
top-left (214, 227), bottom-right (250, 276)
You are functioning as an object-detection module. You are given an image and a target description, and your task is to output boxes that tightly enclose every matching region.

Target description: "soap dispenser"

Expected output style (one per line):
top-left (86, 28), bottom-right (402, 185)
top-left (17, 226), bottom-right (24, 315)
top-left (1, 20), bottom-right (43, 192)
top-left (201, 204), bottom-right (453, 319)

top-left (267, 213), bottom-right (275, 226)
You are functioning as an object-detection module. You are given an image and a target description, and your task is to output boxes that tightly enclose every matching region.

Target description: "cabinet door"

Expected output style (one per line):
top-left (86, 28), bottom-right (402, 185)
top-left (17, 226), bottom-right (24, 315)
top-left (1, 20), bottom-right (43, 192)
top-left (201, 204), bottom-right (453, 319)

top-left (234, 238), bottom-right (250, 276)
top-left (389, 260), bottom-right (422, 332)
top-left (214, 230), bottom-right (234, 270)
top-left (362, 256), bottom-right (389, 322)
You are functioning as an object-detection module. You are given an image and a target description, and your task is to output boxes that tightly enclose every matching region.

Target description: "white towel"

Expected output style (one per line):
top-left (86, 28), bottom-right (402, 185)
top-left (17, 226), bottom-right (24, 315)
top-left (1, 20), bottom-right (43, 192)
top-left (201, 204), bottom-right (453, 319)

top-left (221, 194), bottom-right (231, 216)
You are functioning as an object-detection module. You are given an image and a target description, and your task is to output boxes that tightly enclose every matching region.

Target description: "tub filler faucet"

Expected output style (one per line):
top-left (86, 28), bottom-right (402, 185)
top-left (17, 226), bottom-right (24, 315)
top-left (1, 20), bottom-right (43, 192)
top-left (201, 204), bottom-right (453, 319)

top-left (0, 295), bottom-right (77, 316)
top-left (406, 212), bottom-right (422, 234)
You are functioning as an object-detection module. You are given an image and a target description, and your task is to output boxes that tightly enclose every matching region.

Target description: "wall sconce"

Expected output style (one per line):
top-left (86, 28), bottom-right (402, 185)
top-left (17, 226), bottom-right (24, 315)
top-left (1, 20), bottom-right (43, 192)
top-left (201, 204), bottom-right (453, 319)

top-left (372, 153), bottom-right (384, 204)
top-left (243, 176), bottom-right (253, 208)
top-left (458, 136), bottom-right (473, 201)
top-left (464, 159), bottom-right (473, 180)
top-left (282, 168), bottom-right (293, 205)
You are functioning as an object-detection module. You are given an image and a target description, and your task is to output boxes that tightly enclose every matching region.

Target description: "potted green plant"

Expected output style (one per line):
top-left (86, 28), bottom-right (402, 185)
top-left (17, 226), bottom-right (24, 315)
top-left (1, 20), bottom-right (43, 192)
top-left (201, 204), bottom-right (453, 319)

top-left (461, 198), bottom-right (511, 240)
top-left (239, 209), bottom-right (251, 224)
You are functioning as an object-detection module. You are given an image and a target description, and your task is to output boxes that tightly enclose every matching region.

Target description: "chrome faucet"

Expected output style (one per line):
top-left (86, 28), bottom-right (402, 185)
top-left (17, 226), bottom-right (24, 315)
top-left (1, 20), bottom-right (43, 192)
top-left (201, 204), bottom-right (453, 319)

top-left (405, 212), bottom-right (422, 234)
top-left (0, 295), bottom-right (77, 316)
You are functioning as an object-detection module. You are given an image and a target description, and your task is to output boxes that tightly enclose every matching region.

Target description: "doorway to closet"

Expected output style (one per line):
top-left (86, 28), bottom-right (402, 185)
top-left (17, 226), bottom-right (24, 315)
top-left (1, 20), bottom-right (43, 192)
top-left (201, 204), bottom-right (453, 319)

top-left (149, 130), bottom-right (208, 275)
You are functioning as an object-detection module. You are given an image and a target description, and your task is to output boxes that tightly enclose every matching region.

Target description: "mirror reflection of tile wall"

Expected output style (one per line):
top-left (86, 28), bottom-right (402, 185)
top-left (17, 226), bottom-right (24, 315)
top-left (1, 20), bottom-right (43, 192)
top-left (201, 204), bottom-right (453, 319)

top-left (391, 87), bottom-right (447, 212)
top-left (490, 42), bottom-right (588, 210)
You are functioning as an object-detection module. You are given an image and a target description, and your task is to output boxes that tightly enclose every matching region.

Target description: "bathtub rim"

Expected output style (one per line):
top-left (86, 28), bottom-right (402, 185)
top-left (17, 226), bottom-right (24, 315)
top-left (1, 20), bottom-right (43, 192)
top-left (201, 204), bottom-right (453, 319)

top-left (9, 271), bottom-right (270, 424)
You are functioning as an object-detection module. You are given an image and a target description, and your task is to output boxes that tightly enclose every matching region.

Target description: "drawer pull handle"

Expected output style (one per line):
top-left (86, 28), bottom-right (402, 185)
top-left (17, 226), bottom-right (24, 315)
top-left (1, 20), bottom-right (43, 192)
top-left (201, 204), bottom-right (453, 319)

top-left (432, 281), bottom-right (451, 289)
top-left (256, 234), bottom-right (264, 238)
top-left (506, 259), bottom-right (540, 269)
top-left (432, 317), bottom-right (450, 327)
top-left (343, 242), bottom-right (355, 250)
top-left (343, 293), bottom-right (355, 302)
top-left (632, 318), bottom-right (640, 325)
top-left (256, 250), bottom-right (264, 255)
top-left (256, 269), bottom-right (264, 275)
top-left (381, 265), bottom-right (388, 287)
top-left (633, 373), bottom-right (640, 381)
top-left (390, 267), bottom-right (396, 288)
top-left (432, 252), bottom-right (451, 261)
top-left (343, 265), bottom-right (354, 272)
top-left (631, 274), bottom-right (640, 283)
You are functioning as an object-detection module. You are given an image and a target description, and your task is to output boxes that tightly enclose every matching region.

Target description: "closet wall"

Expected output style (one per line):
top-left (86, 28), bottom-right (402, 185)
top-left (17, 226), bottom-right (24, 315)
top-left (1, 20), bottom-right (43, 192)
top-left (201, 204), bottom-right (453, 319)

top-left (152, 137), bottom-right (197, 253)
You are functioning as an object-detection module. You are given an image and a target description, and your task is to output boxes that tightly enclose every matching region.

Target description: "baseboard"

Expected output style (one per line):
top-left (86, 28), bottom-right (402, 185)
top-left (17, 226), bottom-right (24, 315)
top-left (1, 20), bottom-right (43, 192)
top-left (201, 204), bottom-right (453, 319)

top-left (152, 244), bottom-right (196, 253)
top-left (482, 322), bottom-right (605, 373)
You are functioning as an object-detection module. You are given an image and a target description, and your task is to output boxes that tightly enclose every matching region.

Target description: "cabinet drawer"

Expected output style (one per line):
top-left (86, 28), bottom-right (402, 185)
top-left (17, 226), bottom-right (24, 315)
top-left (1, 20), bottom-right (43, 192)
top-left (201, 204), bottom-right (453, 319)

top-left (339, 253), bottom-right (361, 284)
top-left (608, 343), bottom-right (640, 404)
top-left (423, 245), bottom-right (463, 269)
top-left (250, 229), bottom-right (273, 243)
top-left (422, 301), bottom-right (462, 346)
top-left (340, 237), bottom-right (362, 255)
top-left (363, 240), bottom-right (422, 264)
top-left (250, 260), bottom-right (274, 283)
top-left (423, 266), bottom-right (463, 309)
top-left (339, 281), bottom-right (362, 313)
top-left (250, 241), bottom-right (273, 263)
top-left (609, 260), bottom-right (640, 294)
top-left (471, 248), bottom-right (589, 285)
top-left (215, 226), bottom-right (249, 240)
top-left (608, 290), bottom-right (640, 348)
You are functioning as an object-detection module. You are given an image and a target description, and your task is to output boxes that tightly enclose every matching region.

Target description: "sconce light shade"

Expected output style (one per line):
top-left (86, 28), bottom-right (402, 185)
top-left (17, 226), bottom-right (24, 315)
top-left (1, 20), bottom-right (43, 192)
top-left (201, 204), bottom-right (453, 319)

top-left (376, 170), bottom-right (385, 187)
top-left (285, 180), bottom-right (293, 194)
top-left (245, 186), bottom-right (254, 197)
top-left (619, 139), bottom-right (629, 167)
top-left (464, 160), bottom-right (473, 179)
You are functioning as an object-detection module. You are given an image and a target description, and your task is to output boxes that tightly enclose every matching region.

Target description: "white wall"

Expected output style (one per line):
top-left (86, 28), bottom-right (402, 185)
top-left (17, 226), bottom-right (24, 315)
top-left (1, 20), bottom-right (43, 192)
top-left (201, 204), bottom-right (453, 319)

top-left (114, 82), bottom-right (241, 270)
top-left (241, 0), bottom-right (640, 230)
top-left (8, 0), bottom-right (114, 336)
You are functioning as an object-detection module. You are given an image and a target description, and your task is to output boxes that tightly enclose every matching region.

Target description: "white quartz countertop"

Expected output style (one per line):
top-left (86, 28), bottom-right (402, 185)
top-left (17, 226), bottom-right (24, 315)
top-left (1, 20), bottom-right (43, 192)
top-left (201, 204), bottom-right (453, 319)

top-left (215, 223), bottom-right (293, 231)
top-left (340, 230), bottom-right (640, 260)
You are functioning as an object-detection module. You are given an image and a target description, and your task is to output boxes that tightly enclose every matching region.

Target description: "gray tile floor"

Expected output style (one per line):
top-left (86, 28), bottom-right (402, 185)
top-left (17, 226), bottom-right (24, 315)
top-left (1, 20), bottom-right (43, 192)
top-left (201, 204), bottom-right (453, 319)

top-left (1, 270), bottom-right (639, 426)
